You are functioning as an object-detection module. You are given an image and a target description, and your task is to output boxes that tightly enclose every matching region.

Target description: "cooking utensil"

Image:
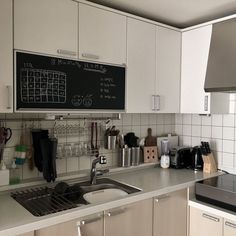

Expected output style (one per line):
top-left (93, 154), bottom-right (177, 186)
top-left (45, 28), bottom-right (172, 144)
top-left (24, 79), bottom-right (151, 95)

top-left (144, 128), bottom-right (156, 147)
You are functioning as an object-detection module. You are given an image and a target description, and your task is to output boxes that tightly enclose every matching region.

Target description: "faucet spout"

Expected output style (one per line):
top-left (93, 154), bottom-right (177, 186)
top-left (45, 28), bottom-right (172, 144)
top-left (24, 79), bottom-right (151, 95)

top-left (90, 156), bottom-right (107, 185)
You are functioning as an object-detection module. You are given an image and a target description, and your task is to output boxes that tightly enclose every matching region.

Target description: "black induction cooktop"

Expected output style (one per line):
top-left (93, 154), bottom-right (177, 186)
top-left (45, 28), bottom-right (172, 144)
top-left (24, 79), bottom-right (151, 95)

top-left (196, 174), bottom-right (236, 212)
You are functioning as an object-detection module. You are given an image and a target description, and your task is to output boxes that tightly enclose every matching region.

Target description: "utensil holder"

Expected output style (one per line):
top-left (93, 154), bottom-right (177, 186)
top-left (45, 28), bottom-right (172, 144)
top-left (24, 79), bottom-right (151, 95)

top-left (119, 147), bottom-right (131, 167)
top-left (131, 147), bottom-right (140, 166)
top-left (144, 146), bottom-right (158, 163)
top-left (105, 135), bottom-right (117, 150)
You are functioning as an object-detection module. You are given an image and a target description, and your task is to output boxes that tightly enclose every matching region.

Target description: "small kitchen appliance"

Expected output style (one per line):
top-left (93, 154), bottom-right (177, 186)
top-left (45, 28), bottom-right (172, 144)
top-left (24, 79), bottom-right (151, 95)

top-left (160, 139), bottom-right (170, 168)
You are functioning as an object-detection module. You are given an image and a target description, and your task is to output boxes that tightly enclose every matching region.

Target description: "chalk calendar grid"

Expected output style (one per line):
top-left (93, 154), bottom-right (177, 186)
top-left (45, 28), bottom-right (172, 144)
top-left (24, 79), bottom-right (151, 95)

top-left (20, 68), bottom-right (67, 103)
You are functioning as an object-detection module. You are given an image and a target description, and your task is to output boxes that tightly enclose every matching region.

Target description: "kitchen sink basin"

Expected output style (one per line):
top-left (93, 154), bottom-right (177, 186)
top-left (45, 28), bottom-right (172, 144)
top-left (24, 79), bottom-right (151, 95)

top-left (78, 178), bottom-right (141, 194)
top-left (11, 178), bottom-right (141, 217)
top-left (83, 188), bottom-right (128, 204)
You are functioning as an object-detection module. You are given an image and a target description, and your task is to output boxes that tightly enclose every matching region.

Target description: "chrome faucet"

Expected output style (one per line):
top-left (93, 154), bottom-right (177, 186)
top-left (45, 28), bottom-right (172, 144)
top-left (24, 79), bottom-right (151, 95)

top-left (90, 155), bottom-right (108, 185)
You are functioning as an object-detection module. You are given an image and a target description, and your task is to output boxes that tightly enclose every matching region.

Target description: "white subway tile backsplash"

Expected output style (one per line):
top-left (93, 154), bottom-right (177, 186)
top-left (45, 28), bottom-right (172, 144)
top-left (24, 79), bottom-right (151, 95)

top-left (192, 115), bottom-right (201, 125)
top-left (223, 114), bottom-right (235, 127)
top-left (202, 116), bottom-right (212, 126)
top-left (223, 140), bottom-right (234, 153)
top-left (182, 136), bottom-right (192, 146)
top-left (132, 114), bottom-right (141, 126)
top-left (222, 152), bottom-right (234, 167)
top-left (212, 127), bottom-right (223, 139)
top-left (140, 114), bottom-right (149, 125)
top-left (223, 127), bottom-right (235, 140)
top-left (192, 125), bottom-right (201, 137)
top-left (183, 125), bottom-right (191, 136)
top-left (175, 114), bottom-right (182, 125)
top-left (175, 125), bottom-right (182, 135)
top-left (201, 126), bottom-right (211, 138)
top-left (183, 114), bottom-right (192, 125)
top-left (212, 114), bottom-right (223, 126)
top-left (149, 114), bottom-right (157, 125)
top-left (191, 137), bottom-right (201, 147)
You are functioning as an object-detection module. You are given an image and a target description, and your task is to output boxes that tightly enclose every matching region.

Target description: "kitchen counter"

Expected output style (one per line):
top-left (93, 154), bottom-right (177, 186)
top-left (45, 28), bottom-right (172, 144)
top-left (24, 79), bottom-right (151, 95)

top-left (0, 167), bottom-right (221, 236)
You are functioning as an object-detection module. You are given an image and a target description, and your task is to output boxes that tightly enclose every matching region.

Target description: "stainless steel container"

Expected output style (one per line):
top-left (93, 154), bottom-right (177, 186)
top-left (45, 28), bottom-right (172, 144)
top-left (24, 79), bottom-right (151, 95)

top-left (131, 147), bottom-right (140, 166)
top-left (119, 147), bottom-right (131, 167)
top-left (105, 135), bottom-right (117, 150)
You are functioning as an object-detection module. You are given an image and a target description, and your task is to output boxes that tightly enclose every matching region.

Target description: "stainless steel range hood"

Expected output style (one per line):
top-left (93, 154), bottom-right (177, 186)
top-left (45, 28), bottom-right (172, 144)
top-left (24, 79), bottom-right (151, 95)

top-left (205, 18), bottom-right (236, 92)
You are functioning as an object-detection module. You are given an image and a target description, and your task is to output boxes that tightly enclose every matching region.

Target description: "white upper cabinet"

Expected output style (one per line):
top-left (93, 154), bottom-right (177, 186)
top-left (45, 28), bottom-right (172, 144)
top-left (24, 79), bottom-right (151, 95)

top-left (79, 3), bottom-right (126, 65)
top-left (181, 25), bottom-right (212, 114)
top-left (156, 26), bottom-right (181, 113)
top-left (127, 18), bottom-right (156, 113)
top-left (0, 0), bottom-right (13, 113)
top-left (14, 0), bottom-right (78, 58)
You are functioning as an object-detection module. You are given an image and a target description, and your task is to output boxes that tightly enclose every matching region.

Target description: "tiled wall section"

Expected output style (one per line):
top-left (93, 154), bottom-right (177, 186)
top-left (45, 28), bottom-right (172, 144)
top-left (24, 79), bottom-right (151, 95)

top-left (175, 113), bottom-right (236, 174)
top-left (1, 113), bottom-right (175, 181)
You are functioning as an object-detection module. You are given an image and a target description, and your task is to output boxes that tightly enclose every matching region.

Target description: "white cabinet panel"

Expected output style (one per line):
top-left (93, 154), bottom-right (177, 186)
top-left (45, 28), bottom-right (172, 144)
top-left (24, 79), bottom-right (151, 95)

top-left (36, 213), bottom-right (103, 236)
top-left (224, 219), bottom-right (236, 236)
top-left (153, 189), bottom-right (187, 236)
top-left (189, 206), bottom-right (223, 236)
top-left (104, 199), bottom-right (152, 236)
top-left (156, 26), bottom-right (181, 113)
top-left (0, 0), bottom-right (13, 113)
top-left (181, 25), bottom-right (212, 114)
top-left (79, 3), bottom-right (126, 65)
top-left (127, 18), bottom-right (156, 113)
top-left (14, 0), bottom-right (78, 58)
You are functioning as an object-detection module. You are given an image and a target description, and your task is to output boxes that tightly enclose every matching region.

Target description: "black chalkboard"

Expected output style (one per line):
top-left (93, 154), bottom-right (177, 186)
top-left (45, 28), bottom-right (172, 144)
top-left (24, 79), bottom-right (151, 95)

top-left (16, 51), bottom-right (126, 110)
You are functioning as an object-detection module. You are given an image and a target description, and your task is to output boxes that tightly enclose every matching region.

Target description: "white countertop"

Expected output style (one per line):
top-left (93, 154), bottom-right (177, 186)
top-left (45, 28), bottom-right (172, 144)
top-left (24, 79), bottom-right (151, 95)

top-left (0, 167), bottom-right (221, 236)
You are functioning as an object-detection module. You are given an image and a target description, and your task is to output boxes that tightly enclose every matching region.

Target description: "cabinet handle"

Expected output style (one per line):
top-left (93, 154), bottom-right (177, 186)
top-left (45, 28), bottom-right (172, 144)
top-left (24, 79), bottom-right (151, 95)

top-left (106, 208), bottom-right (127, 217)
top-left (152, 95), bottom-right (160, 111)
top-left (225, 221), bottom-right (236, 229)
top-left (6, 85), bottom-right (12, 109)
top-left (155, 194), bottom-right (170, 203)
top-left (82, 53), bottom-right (100, 60)
top-left (204, 95), bottom-right (209, 111)
top-left (77, 215), bottom-right (102, 226)
top-left (202, 213), bottom-right (220, 222)
top-left (57, 49), bottom-right (77, 56)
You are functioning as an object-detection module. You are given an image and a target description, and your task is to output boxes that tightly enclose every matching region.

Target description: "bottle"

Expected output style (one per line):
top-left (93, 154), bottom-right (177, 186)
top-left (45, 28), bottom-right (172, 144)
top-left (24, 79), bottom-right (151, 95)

top-left (160, 139), bottom-right (170, 168)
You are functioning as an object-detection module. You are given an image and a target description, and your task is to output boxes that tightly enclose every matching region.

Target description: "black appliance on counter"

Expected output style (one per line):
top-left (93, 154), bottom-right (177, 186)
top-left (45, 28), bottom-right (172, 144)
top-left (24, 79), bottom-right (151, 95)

top-left (191, 146), bottom-right (203, 171)
top-left (196, 174), bottom-right (236, 212)
top-left (15, 51), bottom-right (126, 112)
top-left (169, 146), bottom-right (192, 169)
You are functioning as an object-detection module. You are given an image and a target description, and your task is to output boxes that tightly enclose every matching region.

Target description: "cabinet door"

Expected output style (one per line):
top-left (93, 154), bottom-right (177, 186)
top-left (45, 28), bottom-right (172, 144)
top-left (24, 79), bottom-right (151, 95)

top-left (35, 213), bottom-right (103, 236)
top-left (156, 26), bottom-right (181, 113)
top-left (104, 199), bottom-right (152, 236)
top-left (153, 189), bottom-right (187, 236)
top-left (14, 0), bottom-right (78, 58)
top-left (181, 25), bottom-right (212, 114)
top-left (189, 206), bottom-right (222, 236)
top-left (79, 3), bottom-right (126, 65)
top-left (127, 18), bottom-right (156, 113)
top-left (224, 219), bottom-right (236, 236)
top-left (0, 0), bottom-right (13, 113)
top-left (18, 233), bottom-right (34, 236)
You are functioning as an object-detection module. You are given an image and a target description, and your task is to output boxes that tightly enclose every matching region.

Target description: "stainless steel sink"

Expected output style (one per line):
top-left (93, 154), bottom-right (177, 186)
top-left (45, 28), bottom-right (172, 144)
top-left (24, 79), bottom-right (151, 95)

top-left (77, 178), bottom-right (141, 204)
top-left (78, 178), bottom-right (141, 195)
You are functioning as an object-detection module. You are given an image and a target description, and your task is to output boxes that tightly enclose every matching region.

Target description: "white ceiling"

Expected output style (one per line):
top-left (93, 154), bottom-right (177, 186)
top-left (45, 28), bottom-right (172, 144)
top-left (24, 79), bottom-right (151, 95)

top-left (88, 0), bottom-right (236, 28)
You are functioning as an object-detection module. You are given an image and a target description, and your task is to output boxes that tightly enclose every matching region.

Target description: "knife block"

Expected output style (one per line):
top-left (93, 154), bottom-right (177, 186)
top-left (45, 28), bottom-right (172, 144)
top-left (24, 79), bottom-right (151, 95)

top-left (144, 146), bottom-right (158, 163)
top-left (202, 153), bottom-right (217, 173)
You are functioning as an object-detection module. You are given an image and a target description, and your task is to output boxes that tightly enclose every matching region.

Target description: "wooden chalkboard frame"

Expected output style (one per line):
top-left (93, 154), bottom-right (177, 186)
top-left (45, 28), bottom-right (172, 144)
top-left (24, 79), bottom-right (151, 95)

top-left (14, 50), bottom-right (126, 113)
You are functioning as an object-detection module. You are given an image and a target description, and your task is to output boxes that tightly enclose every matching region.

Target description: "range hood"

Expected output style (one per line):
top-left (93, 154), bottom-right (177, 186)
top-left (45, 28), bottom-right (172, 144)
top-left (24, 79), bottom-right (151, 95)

top-left (205, 18), bottom-right (236, 92)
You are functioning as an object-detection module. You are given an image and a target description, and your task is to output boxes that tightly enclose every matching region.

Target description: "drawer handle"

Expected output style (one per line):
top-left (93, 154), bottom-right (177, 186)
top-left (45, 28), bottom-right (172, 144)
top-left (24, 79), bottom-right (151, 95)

top-left (6, 85), bottom-right (12, 109)
top-left (77, 215), bottom-right (102, 226)
top-left (106, 208), bottom-right (127, 217)
top-left (152, 95), bottom-right (160, 111)
top-left (155, 194), bottom-right (170, 203)
top-left (82, 53), bottom-right (100, 60)
top-left (202, 213), bottom-right (220, 222)
top-left (57, 49), bottom-right (77, 56)
top-left (225, 221), bottom-right (236, 229)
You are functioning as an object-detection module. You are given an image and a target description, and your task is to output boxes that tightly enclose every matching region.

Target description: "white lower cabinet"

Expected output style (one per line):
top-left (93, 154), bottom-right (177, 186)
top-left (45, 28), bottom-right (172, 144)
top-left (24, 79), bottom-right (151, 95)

top-left (153, 189), bottom-right (187, 236)
top-left (104, 199), bottom-right (153, 236)
top-left (18, 233), bottom-right (34, 236)
top-left (35, 212), bottom-right (103, 236)
top-left (189, 206), bottom-right (223, 236)
top-left (35, 199), bottom-right (152, 236)
top-left (224, 219), bottom-right (236, 236)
